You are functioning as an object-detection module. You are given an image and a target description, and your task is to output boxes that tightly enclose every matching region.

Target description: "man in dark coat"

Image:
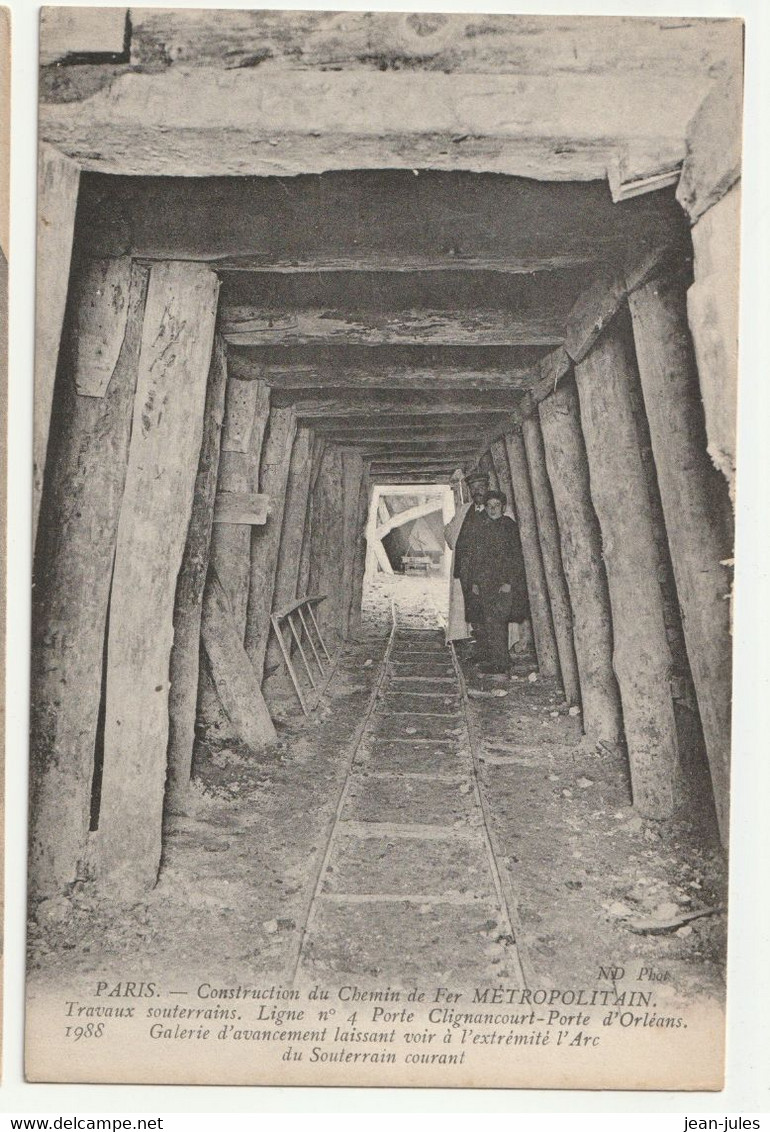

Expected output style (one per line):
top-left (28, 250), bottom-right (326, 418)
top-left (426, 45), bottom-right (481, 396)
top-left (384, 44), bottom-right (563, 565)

top-left (469, 489), bottom-right (529, 674)
top-left (452, 468), bottom-right (490, 652)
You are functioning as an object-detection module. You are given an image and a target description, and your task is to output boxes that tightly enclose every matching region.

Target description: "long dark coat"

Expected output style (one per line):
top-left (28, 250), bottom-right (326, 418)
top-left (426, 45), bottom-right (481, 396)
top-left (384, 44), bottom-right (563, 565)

top-left (469, 514), bottom-right (529, 623)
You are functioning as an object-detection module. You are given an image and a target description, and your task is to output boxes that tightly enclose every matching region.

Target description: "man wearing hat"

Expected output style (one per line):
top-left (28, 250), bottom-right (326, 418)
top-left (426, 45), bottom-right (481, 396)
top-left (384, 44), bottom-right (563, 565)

top-left (443, 468), bottom-right (489, 652)
top-left (469, 489), bottom-right (529, 674)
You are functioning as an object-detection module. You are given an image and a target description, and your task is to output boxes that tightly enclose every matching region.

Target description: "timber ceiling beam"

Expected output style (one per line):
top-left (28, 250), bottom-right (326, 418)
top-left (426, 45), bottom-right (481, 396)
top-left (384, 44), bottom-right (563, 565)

top-left (219, 308), bottom-right (565, 348)
top-left (40, 64), bottom-right (724, 182)
top-left (74, 170), bottom-right (689, 271)
top-left (227, 346), bottom-right (547, 390)
top-left (322, 430), bottom-right (494, 445)
top-left (282, 393), bottom-right (522, 419)
top-left (303, 412), bottom-right (509, 434)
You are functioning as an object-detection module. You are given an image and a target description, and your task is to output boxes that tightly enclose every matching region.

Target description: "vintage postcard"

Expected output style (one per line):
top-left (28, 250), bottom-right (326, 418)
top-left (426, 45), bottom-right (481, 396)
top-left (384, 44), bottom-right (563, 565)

top-left (27, 7), bottom-right (741, 1089)
top-left (1, 1), bottom-right (8, 1072)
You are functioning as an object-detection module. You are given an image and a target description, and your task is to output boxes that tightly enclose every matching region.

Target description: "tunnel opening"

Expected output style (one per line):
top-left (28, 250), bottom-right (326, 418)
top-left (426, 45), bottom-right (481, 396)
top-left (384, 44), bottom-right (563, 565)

top-left (30, 145), bottom-right (733, 1009)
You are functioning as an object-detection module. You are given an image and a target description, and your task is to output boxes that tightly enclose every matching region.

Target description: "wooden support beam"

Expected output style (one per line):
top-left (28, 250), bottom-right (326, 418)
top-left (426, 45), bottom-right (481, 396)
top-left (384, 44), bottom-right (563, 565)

top-left (371, 474), bottom-right (453, 485)
top-left (165, 334), bottom-right (227, 815)
top-left (628, 274), bottom-right (733, 841)
top-left (208, 377), bottom-right (270, 638)
top-left (201, 571), bottom-right (278, 752)
top-left (244, 405), bottom-right (298, 683)
top-left (265, 426), bottom-right (314, 675)
top-left (72, 258), bottom-right (133, 397)
top-left (308, 412), bottom-right (509, 434)
top-left (676, 71), bottom-right (742, 224)
top-left (96, 262), bottom-right (220, 896)
top-left (574, 321), bottom-right (681, 819)
top-left (522, 415), bottom-right (581, 706)
top-left (564, 266), bottom-right (627, 365)
top-left (502, 434), bottom-right (559, 677)
top-left (323, 426), bottom-right (496, 444)
top-left (375, 498), bottom-right (444, 540)
top-left (349, 474), bottom-right (371, 637)
top-left (341, 450), bottom-right (365, 639)
top-left (290, 392), bottom-right (520, 419)
top-left (309, 446), bottom-right (346, 634)
top-left (33, 144), bottom-right (80, 546)
top-left (39, 66), bottom-right (716, 182)
top-left (489, 439), bottom-right (513, 505)
top-left (220, 307), bottom-right (564, 348)
top-left (213, 492), bottom-right (269, 526)
top-left (29, 262), bottom-right (148, 897)
top-left (197, 376), bottom-right (271, 741)
top-left (685, 184), bottom-right (740, 502)
top-left (538, 382), bottom-right (623, 743)
top-left (228, 353), bottom-right (542, 391)
top-left (478, 449), bottom-right (499, 491)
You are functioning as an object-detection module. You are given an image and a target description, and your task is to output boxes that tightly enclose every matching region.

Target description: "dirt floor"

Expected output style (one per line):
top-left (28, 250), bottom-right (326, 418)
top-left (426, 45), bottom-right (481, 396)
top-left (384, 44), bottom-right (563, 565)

top-left (28, 574), bottom-right (726, 1007)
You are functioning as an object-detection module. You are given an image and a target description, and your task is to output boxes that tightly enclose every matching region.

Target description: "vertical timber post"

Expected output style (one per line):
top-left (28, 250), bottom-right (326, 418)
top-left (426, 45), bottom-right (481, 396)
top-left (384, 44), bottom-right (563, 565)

top-left (310, 445), bottom-right (345, 639)
top-left (297, 435), bottom-right (326, 602)
top-left (96, 262), bottom-right (220, 897)
top-left (503, 432), bottom-right (559, 676)
top-left (522, 414), bottom-right (581, 706)
top-left (244, 404), bottom-right (298, 684)
top-left (165, 334), bottom-right (228, 814)
top-left (209, 376), bottom-right (270, 638)
top-left (575, 317), bottom-right (681, 818)
top-left (349, 470), bottom-right (372, 636)
top-left (29, 260), bottom-right (147, 896)
top-left (538, 382), bottom-right (623, 744)
top-left (33, 145), bottom-right (80, 547)
top-left (340, 449), bottom-right (365, 639)
top-left (265, 425), bottom-right (314, 674)
top-left (628, 274), bottom-right (733, 840)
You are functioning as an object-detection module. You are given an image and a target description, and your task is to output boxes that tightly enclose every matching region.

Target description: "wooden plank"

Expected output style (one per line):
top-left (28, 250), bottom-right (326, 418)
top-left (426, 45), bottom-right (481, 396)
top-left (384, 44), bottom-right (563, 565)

top-left (96, 262), bottom-right (220, 897)
top-left (34, 144), bottom-right (80, 545)
top-left (40, 67), bottom-right (716, 182)
top-left (212, 491), bottom-right (269, 526)
top-left (309, 446), bottom-right (346, 634)
top-left (208, 379), bottom-right (270, 638)
top-left (29, 263), bottom-right (149, 897)
top-left (73, 258), bottom-right (133, 397)
top-left (221, 307), bottom-right (565, 347)
top-left (341, 450), bottom-right (365, 639)
top-left (538, 382), bottom-right (622, 744)
top-left (74, 171), bottom-right (687, 278)
top-left (129, 11), bottom-right (740, 79)
top-left (296, 435), bottom-right (326, 600)
top-left (165, 333), bottom-right (228, 815)
top-left (244, 405), bottom-right (298, 681)
top-left (539, 346), bottom-right (571, 392)
top-left (201, 571), bottom-right (278, 751)
top-left (40, 8), bottom-right (128, 65)
top-left (628, 274), bottom-right (734, 842)
top-left (211, 253), bottom-right (592, 275)
top-left (522, 414), bottom-right (581, 706)
top-left (221, 377), bottom-right (263, 453)
top-left (686, 185), bottom-right (740, 502)
top-left (349, 473), bottom-right (371, 637)
top-left (575, 319), bottom-right (681, 819)
top-left (502, 433), bottom-right (559, 676)
top-left (307, 411), bottom-right (508, 433)
top-left (265, 427), bottom-right (314, 675)
top-left (564, 266), bottom-right (627, 364)
top-left (289, 393), bottom-right (520, 418)
top-left (375, 498), bottom-right (444, 539)
top-left (676, 71), bottom-right (743, 223)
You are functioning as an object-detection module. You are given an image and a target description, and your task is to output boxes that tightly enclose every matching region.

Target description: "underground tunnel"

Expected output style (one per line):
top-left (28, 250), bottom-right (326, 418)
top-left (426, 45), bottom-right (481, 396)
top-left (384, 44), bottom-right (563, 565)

top-left (26, 9), bottom-right (741, 1087)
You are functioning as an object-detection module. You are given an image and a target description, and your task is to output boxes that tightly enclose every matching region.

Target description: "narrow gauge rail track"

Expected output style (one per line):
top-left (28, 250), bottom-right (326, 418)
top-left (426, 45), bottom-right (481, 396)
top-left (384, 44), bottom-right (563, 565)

top-left (291, 604), bottom-right (526, 987)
